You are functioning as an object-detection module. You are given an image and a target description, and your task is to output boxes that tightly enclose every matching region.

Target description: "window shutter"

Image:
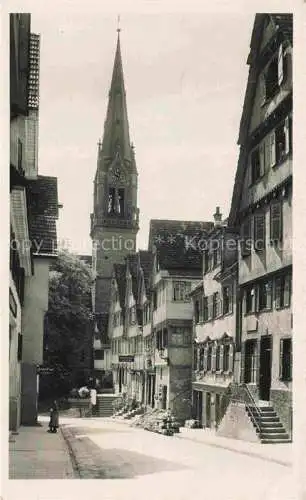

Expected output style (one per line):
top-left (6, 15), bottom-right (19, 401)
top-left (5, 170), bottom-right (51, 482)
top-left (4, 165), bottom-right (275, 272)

top-left (229, 286), bottom-right (233, 313)
top-left (259, 73), bottom-right (266, 106)
top-left (247, 162), bottom-right (253, 187)
top-left (254, 341), bottom-right (260, 385)
top-left (267, 281), bottom-right (272, 309)
top-left (278, 44), bottom-right (284, 86)
top-left (270, 202), bottom-right (282, 242)
top-left (279, 339), bottom-right (284, 380)
top-left (229, 343), bottom-right (234, 373)
top-left (254, 213), bottom-right (265, 252)
top-left (241, 218), bottom-right (251, 257)
top-left (212, 344), bottom-right (217, 372)
top-left (284, 274), bottom-right (291, 307)
top-left (219, 345), bottom-right (224, 372)
top-left (284, 117), bottom-right (290, 154)
top-left (275, 277), bottom-right (282, 309)
top-left (270, 131), bottom-right (276, 167)
top-left (254, 286), bottom-right (259, 313)
top-left (203, 346), bottom-right (208, 372)
top-left (259, 142), bottom-right (265, 176)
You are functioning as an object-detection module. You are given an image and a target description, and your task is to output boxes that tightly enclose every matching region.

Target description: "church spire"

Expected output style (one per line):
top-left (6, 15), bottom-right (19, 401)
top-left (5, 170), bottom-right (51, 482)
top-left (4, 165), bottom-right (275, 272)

top-left (101, 28), bottom-right (132, 162)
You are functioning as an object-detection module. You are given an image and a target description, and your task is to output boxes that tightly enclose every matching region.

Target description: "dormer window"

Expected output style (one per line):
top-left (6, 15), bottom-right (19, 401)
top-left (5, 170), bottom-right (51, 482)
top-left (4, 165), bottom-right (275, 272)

top-left (261, 44), bottom-right (285, 104)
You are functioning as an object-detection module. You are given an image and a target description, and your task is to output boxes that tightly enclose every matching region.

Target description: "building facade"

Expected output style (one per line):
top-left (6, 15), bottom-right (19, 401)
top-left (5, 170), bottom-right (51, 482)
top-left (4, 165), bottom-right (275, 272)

top-left (191, 209), bottom-right (239, 429)
top-left (10, 14), bottom-right (59, 428)
top-left (90, 31), bottom-right (139, 388)
top-left (228, 14), bottom-right (293, 437)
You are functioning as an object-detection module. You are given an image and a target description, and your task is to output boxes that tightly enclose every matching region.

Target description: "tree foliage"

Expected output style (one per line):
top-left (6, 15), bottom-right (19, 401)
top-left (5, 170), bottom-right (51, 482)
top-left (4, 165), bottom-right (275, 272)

top-left (40, 250), bottom-right (94, 400)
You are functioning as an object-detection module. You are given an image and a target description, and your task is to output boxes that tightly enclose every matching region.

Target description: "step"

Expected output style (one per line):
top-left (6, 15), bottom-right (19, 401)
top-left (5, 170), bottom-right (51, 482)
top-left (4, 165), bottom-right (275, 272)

top-left (259, 427), bottom-right (287, 434)
top-left (252, 415), bottom-right (279, 422)
top-left (261, 438), bottom-right (292, 444)
top-left (260, 432), bottom-right (290, 440)
top-left (259, 422), bottom-right (284, 429)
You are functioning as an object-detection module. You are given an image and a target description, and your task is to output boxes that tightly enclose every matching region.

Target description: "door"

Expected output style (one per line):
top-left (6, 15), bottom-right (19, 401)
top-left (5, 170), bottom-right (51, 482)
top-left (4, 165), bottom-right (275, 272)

top-left (192, 391), bottom-right (203, 424)
top-left (259, 336), bottom-right (272, 401)
top-left (206, 392), bottom-right (211, 428)
top-left (118, 368), bottom-right (122, 393)
top-left (162, 385), bottom-right (167, 410)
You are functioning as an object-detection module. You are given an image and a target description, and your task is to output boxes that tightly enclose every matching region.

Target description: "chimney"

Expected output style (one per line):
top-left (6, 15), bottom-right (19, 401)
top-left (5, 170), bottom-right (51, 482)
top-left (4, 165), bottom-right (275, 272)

top-left (213, 206), bottom-right (222, 227)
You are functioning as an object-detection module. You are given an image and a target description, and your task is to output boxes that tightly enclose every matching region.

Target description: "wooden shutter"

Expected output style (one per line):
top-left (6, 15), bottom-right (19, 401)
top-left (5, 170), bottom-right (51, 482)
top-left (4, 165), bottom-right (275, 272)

top-left (284, 274), bottom-right (291, 307)
top-left (241, 218), bottom-right (251, 257)
top-left (229, 285), bottom-right (233, 313)
top-left (270, 131), bottom-right (276, 167)
top-left (267, 281), bottom-right (273, 309)
top-left (259, 142), bottom-right (265, 176)
top-left (212, 344), bottom-right (217, 372)
top-left (254, 213), bottom-right (265, 252)
top-left (284, 117), bottom-right (290, 154)
top-left (229, 343), bottom-right (234, 373)
top-left (270, 202), bottom-right (282, 242)
top-left (247, 160), bottom-right (253, 187)
top-left (278, 44), bottom-right (284, 86)
top-left (255, 340), bottom-right (260, 385)
top-left (240, 342), bottom-right (246, 383)
top-left (219, 344), bottom-right (224, 373)
top-left (264, 136), bottom-right (270, 171)
top-left (279, 339), bottom-right (284, 380)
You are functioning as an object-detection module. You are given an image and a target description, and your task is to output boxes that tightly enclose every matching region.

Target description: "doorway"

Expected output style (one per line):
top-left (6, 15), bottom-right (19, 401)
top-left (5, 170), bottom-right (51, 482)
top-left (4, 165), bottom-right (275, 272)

top-left (215, 393), bottom-right (221, 427)
top-left (259, 336), bottom-right (272, 401)
top-left (193, 390), bottom-right (203, 425)
top-left (206, 392), bottom-right (211, 428)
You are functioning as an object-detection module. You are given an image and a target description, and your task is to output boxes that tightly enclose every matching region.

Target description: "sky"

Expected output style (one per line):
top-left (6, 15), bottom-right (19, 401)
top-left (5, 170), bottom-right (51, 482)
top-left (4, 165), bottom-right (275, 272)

top-left (29, 9), bottom-right (255, 255)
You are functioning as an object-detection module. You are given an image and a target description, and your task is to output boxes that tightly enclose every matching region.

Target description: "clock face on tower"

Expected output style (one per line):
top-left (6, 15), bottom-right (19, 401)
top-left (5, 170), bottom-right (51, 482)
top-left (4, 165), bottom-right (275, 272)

top-left (110, 165), bottom-right (124, 184)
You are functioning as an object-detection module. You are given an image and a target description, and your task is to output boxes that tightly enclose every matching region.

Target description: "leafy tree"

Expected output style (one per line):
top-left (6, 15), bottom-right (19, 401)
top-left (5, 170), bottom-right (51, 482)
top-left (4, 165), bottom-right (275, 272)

top-left (39, 250), bottom-right (94, 401)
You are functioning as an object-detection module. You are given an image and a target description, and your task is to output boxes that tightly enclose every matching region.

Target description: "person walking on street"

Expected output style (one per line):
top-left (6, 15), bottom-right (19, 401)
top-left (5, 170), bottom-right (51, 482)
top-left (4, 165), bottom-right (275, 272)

top-left (48, 400), bottom-right (59, 433)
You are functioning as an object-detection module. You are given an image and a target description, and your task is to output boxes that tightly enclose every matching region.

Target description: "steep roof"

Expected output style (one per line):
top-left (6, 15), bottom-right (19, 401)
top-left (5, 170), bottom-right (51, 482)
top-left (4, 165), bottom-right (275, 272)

top-left (149, 219), bottom-right (213, 274)
top-left (26, 175), bottom-right (59, 255)
top-left (113, 263), bottom-right (126, 308)
top-left (228, 13), bottom-right (293, 227)
top-left (101, 32), bottom-right (133, 162)
top-left (139, 250), bottom-right (154, 295)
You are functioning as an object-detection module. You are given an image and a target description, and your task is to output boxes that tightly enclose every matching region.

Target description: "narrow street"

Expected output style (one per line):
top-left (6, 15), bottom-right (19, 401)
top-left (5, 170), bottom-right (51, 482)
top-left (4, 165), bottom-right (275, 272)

top-left (16, 416), bottom-right (293, 500)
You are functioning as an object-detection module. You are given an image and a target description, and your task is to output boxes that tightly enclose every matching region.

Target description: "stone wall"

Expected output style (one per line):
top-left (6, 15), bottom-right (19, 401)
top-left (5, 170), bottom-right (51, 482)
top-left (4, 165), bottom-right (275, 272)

top-left (270, 388), bottom-right (293, 437)
top-left (217, 402), bottom-right (260, 442)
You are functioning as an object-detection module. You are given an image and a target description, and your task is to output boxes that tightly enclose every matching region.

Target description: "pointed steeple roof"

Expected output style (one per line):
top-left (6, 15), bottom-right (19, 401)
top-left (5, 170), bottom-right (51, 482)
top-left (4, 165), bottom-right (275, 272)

top-left (101, 31), bottom-right (132, 162)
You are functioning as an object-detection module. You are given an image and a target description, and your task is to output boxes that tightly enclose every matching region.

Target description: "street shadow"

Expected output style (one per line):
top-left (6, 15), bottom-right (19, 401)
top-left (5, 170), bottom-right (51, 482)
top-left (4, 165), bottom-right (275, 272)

top-left (66, 427), bottom-right (188, 479)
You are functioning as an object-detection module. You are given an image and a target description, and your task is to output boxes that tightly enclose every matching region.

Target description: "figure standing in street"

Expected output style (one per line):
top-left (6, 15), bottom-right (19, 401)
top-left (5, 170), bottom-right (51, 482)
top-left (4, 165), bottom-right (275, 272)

top-left (48, 400), bottom-right (59, 433)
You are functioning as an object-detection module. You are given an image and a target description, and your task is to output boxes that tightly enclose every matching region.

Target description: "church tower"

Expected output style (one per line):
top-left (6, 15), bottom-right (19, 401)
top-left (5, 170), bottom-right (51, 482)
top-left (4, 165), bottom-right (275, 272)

top-left (90, 30), bottom-right (139, 327)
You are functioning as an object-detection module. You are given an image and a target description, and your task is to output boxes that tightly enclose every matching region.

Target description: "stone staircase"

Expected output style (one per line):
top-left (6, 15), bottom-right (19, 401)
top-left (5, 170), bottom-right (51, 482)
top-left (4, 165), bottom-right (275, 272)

top-left (246, 405), bottom-right (291, 444)
top-left (92, 395), bottom-right (118, 417)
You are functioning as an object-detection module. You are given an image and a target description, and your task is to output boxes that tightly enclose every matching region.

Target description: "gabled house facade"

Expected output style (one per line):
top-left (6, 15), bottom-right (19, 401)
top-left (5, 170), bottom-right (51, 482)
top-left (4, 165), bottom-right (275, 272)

top-left (149, 219), bottom-right (213, 422)
top-left (227, 14), bottom-right (293, 440)
top-left (191, 208), bottom-right (239, 429)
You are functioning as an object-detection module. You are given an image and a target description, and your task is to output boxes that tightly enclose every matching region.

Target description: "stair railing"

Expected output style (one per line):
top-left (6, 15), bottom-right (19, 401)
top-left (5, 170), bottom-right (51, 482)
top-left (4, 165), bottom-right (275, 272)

top-left (230, 383), bottom-right (262, 435)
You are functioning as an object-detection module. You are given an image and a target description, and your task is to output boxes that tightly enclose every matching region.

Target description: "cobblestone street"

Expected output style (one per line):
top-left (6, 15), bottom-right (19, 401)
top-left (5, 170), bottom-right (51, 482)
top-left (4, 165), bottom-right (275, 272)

top-left (8, 417), bottom-right (295, 500)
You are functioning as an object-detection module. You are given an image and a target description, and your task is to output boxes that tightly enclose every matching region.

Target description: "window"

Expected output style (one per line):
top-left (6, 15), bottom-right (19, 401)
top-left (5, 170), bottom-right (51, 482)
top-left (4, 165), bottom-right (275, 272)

top-left (223, 286), bottom-right (232, 315)
top-left (251, 147), bottom-right (261, 183)
top-left (17, 333), bottom-right (23, 362)
top-left (17, 139), bottom-right (23, 173)
top-left (224, 344), bottom-right (230, 372)
top-left (280, 338), bottom-right (292, 381)
top-left (207, 345), bottom-right (212, 371)
top-left (245, 286), bottom-right (256, 314)
top-left (254, 213), bottom-right (265, 252)
top-left (212, 292), bottom-right (220, 319)
top-left (95, 349), bottom-right (104, 361)
top-left (153, 291), bottom-right (157, 310)
top-left (216, 344), bottom-right (221, 371)
top-left (156, 329), bottom-right (168, 350)
top-left (199, 347), bottom-right (204, 371)
top-left (108, 187), bottom-right (116, 214)
top-left (130, 306), bottom-right (136, 325)
top-left (265, 57), bottom-right (279, 100)
top-left (194, 346), bottom-right (198, 370)
top-left (203, 297), bottom-right (208, 321)
top-left (275, 123), bottom-right (287, 164)
top-left (118, 188), bottom-right (124, 216)
top-left (173, 281), bottom-right (191, 302)
top-left (270, 202), bottom-right (283, 243)
top-left (275, 274), bottom-right (291, 309)
top-left (244, 340), bottom-right (257, 383)
top-left (258, 280), bottom-right (272, 311)
top-left (241, 218), bottom-right (252, 257)
top-left (143, 303), bottom-right (151, 325)
top-left (194, 300), bottom-right (200, 324)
